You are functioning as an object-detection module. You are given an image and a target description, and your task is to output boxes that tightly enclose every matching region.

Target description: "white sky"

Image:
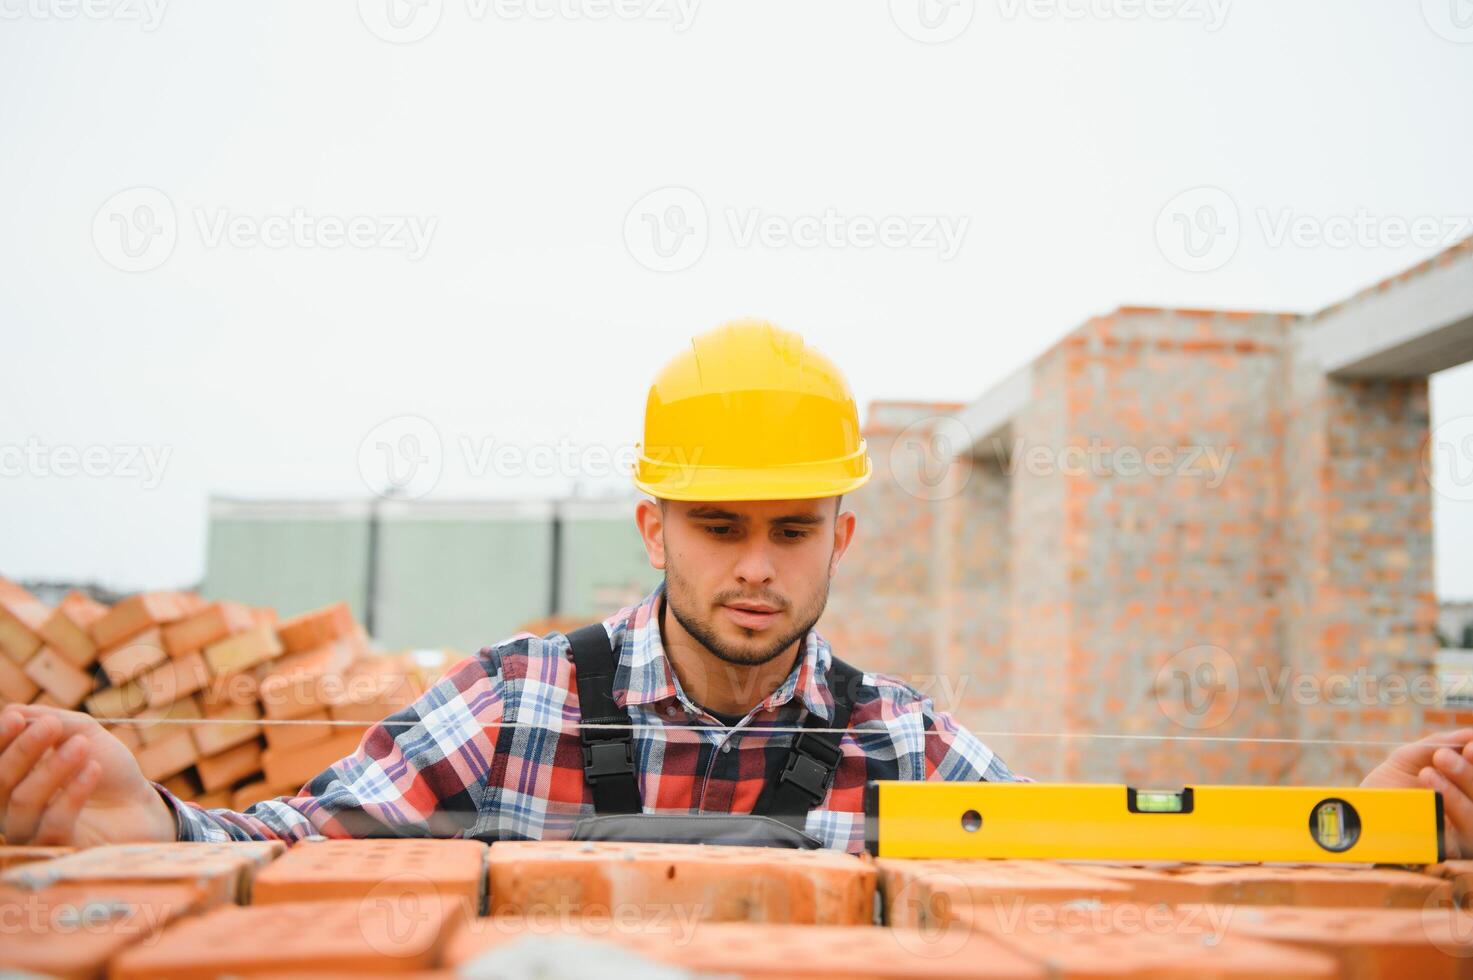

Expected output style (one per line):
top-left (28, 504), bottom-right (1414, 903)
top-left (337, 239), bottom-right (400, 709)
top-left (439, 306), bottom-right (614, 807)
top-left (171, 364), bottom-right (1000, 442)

top-left (1, 0), bottom-right (1470, 598)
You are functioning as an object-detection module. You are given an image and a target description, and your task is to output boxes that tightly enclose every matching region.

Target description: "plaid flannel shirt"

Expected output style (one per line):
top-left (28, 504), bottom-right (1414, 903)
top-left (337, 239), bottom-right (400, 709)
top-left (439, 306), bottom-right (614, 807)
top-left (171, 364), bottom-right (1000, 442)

top-left (160, 580), bottom-right (1023, 853)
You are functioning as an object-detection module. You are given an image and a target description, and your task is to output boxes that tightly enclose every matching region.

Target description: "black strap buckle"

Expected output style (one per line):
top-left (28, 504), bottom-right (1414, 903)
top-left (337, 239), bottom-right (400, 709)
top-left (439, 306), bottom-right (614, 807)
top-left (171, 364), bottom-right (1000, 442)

top-left (777, 751), bottom-right (835, 803)
top-left (583, 740), bottom-right (634, 782)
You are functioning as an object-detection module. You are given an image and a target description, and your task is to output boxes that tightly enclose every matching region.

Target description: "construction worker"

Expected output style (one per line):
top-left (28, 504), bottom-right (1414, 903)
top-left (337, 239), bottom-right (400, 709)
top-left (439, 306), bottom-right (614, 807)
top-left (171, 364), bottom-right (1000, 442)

top-left (0, 320), bottom-right (1471, 853)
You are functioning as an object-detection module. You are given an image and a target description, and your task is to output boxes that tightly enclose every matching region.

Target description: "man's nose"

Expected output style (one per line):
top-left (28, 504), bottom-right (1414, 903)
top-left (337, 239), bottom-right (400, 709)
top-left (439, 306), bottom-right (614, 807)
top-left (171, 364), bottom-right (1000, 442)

top-left (732, 538), bottom-right (777, 586)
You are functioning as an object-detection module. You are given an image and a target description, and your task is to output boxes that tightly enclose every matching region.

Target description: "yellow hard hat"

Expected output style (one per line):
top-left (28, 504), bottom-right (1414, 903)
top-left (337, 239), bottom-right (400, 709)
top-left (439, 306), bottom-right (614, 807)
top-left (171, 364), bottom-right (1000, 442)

top-left (633, 319), bottom-right (872, 501)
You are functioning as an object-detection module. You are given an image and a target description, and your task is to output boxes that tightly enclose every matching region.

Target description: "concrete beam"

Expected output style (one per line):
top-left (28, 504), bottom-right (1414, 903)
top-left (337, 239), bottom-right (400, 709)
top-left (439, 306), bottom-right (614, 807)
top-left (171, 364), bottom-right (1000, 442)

top-left (953, 363), bottom-right (1032, 457)
top-left (1303, 242), bottom-right (1473, 378)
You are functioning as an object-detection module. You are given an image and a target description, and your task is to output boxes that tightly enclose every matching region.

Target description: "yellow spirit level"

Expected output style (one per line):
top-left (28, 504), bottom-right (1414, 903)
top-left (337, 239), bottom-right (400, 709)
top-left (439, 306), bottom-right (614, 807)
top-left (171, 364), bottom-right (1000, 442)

top-left (863, 782), bottom-right (1445, 864)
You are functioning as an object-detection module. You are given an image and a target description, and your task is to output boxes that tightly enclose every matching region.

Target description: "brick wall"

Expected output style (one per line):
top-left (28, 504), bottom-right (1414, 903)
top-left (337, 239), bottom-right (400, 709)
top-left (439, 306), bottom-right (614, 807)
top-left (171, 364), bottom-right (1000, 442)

top-left (829, 305), bottom-right (1440, 785)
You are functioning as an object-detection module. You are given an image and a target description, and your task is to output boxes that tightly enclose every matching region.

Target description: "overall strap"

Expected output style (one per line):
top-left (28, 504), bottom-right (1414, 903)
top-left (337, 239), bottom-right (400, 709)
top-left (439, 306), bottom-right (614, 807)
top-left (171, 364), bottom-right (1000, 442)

top-left (751, 655), bottom-right (861, 829)
top-left (568, 623), bottom-right (642, 814)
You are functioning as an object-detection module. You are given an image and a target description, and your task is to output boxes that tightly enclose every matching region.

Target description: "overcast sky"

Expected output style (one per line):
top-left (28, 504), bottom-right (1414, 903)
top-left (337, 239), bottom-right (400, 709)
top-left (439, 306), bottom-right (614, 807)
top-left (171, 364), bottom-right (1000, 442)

top-left (1, 1), bottom-right (1470, 599)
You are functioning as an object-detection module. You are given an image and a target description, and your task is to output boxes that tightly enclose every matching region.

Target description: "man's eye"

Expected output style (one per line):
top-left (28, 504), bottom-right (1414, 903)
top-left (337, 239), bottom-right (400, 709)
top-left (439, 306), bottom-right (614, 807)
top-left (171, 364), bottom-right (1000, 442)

top-left (704, 526), bottom-right (735, 536)
top-left (778, 529), bottom-right (807, 540)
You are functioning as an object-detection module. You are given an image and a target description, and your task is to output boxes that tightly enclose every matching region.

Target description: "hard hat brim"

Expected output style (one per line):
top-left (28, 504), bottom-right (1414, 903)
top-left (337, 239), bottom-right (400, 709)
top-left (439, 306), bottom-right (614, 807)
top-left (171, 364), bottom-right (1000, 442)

top-left (633, 442), bottom-right (872, 502)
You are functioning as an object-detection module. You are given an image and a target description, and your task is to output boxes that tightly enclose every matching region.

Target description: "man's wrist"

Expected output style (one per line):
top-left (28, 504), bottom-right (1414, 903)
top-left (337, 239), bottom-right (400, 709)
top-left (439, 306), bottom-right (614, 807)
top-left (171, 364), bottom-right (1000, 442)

top-left (147, 782), bottom-right (186, 841)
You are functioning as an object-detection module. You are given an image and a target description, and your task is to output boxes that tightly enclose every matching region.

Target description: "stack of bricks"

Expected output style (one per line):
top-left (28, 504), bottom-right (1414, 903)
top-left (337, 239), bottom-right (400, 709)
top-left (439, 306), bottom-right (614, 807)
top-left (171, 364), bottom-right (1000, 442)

top-left (0, 577), bottom-right (426, 811)
top-left (5, 836), bottom-right (1473, 977)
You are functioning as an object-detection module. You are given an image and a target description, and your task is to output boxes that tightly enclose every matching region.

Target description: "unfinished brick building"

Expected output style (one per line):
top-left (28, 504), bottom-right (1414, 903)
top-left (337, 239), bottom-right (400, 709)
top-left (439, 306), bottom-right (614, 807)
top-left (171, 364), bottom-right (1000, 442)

top-left (820, 238), bottom-right (1473, 786)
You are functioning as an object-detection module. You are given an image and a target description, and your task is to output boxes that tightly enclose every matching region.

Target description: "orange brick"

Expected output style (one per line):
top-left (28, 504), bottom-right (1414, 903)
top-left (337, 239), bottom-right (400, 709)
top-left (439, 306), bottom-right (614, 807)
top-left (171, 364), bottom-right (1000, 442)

top-left (444, 918), bottom-right (1046, 978)
top-left (252, 838), bottom-right (488, 910)
top-left (879, 860), bottom-right (1136, 930)
top-left (1425, 861), bottom-right (1473, 908)
top-left (261, 729), bottom-right (362, 789)
top-left (38, 605), bottom-right (98, 669)
top-left (110, 898), bottom-right (449, 977)
top-left (197, 667), bottom-right (263, 711)
top-left (161, 601), bottom-right (257, 657)
top-left (195, 788), bottom-right (232, 808)
top-left (0, 845), bottom-right (74, 870)
top-left (134, 729), bottom-right (197, 781)
top-left (162, 769), bottom-right (201, 797)
top-left (86, 678), bottom-right (147, 718)
top-left (140, 650), bottom-right (212, 708)
top-left (133, 696), bottom-right (203, 745)
top-left (1, 841), bottom-right (283, 907)
top-left (1223, 904), bottom-right (1473, 978)
top-left (196, 739), bottom-right (263, 792)
top-left (21, 646), bottom-right (92, 707)
top-left (108, 722), bottom-right (143, 751)
top-left (0, 579), bottom-right (48, 663)
top-left (277, 602), bottom-right (357, 654)
top-left (488, 841), bottom-right (875, 925)
top-left (98, 626), bottom-right (169, 685)
top-left (57, 588), bottom-right (108, 629)
top-left (980, 905), bottom-right (1340, 977)
top-left (259, 668), bottom-right (339, 720)
top-left (191, 700), bottom-right (263, 756)
top-left (1162, 864), bottom-right (1450, 908)
top-left (0, 881), bottom-right (206, 979)
top-left (0, 649), bottom-right (41, 703)
top-left (262, 709), bottom-right (335, 750)
top-left (90, 591), bottom-right (190, 648)
top-left (329, 674), bottom-right (422, 725)
top-left (204, 624), bottom-right (283, 676)
top-left (31, 689), bottom-right (63, 707)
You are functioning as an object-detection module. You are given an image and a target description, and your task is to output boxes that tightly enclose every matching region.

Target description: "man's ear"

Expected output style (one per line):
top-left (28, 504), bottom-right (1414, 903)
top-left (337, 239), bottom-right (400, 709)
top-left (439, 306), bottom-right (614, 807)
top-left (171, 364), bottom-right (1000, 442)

top-left (635, 497), bottom-right (667, 570)
top-left (829, 506), bottom-right (856, 577)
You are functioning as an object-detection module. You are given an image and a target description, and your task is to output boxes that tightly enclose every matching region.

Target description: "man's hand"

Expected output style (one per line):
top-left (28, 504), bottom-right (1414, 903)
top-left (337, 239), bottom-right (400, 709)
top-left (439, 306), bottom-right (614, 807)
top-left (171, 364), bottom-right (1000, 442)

top-left (1361, 728), bottom-right (1473, 859)
top-left (0, 704), bottom-right (176, 847)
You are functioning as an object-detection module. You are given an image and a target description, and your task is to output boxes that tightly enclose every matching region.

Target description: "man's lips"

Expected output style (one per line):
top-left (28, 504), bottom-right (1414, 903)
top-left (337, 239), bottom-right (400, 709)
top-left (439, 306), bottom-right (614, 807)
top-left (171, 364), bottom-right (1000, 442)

top-left (722, 602), bottom-right (782, 629)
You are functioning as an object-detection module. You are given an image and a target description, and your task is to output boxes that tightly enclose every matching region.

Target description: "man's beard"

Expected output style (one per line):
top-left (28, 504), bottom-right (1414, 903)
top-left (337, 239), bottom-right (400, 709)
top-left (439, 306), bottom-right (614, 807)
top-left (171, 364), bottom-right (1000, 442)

top-left (664, 564), bottom-right (830, 668)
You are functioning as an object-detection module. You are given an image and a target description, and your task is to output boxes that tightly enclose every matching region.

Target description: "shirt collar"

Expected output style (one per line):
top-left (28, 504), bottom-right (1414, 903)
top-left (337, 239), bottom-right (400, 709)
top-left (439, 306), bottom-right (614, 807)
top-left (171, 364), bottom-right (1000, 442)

top-left (605, 579), bottom-right (836, 722)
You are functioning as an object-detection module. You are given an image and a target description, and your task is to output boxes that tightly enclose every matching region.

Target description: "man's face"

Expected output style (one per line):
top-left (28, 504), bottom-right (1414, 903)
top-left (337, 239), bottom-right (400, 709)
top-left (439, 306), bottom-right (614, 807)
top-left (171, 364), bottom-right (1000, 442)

top-left (645, 497), bottom-right (852, 668)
